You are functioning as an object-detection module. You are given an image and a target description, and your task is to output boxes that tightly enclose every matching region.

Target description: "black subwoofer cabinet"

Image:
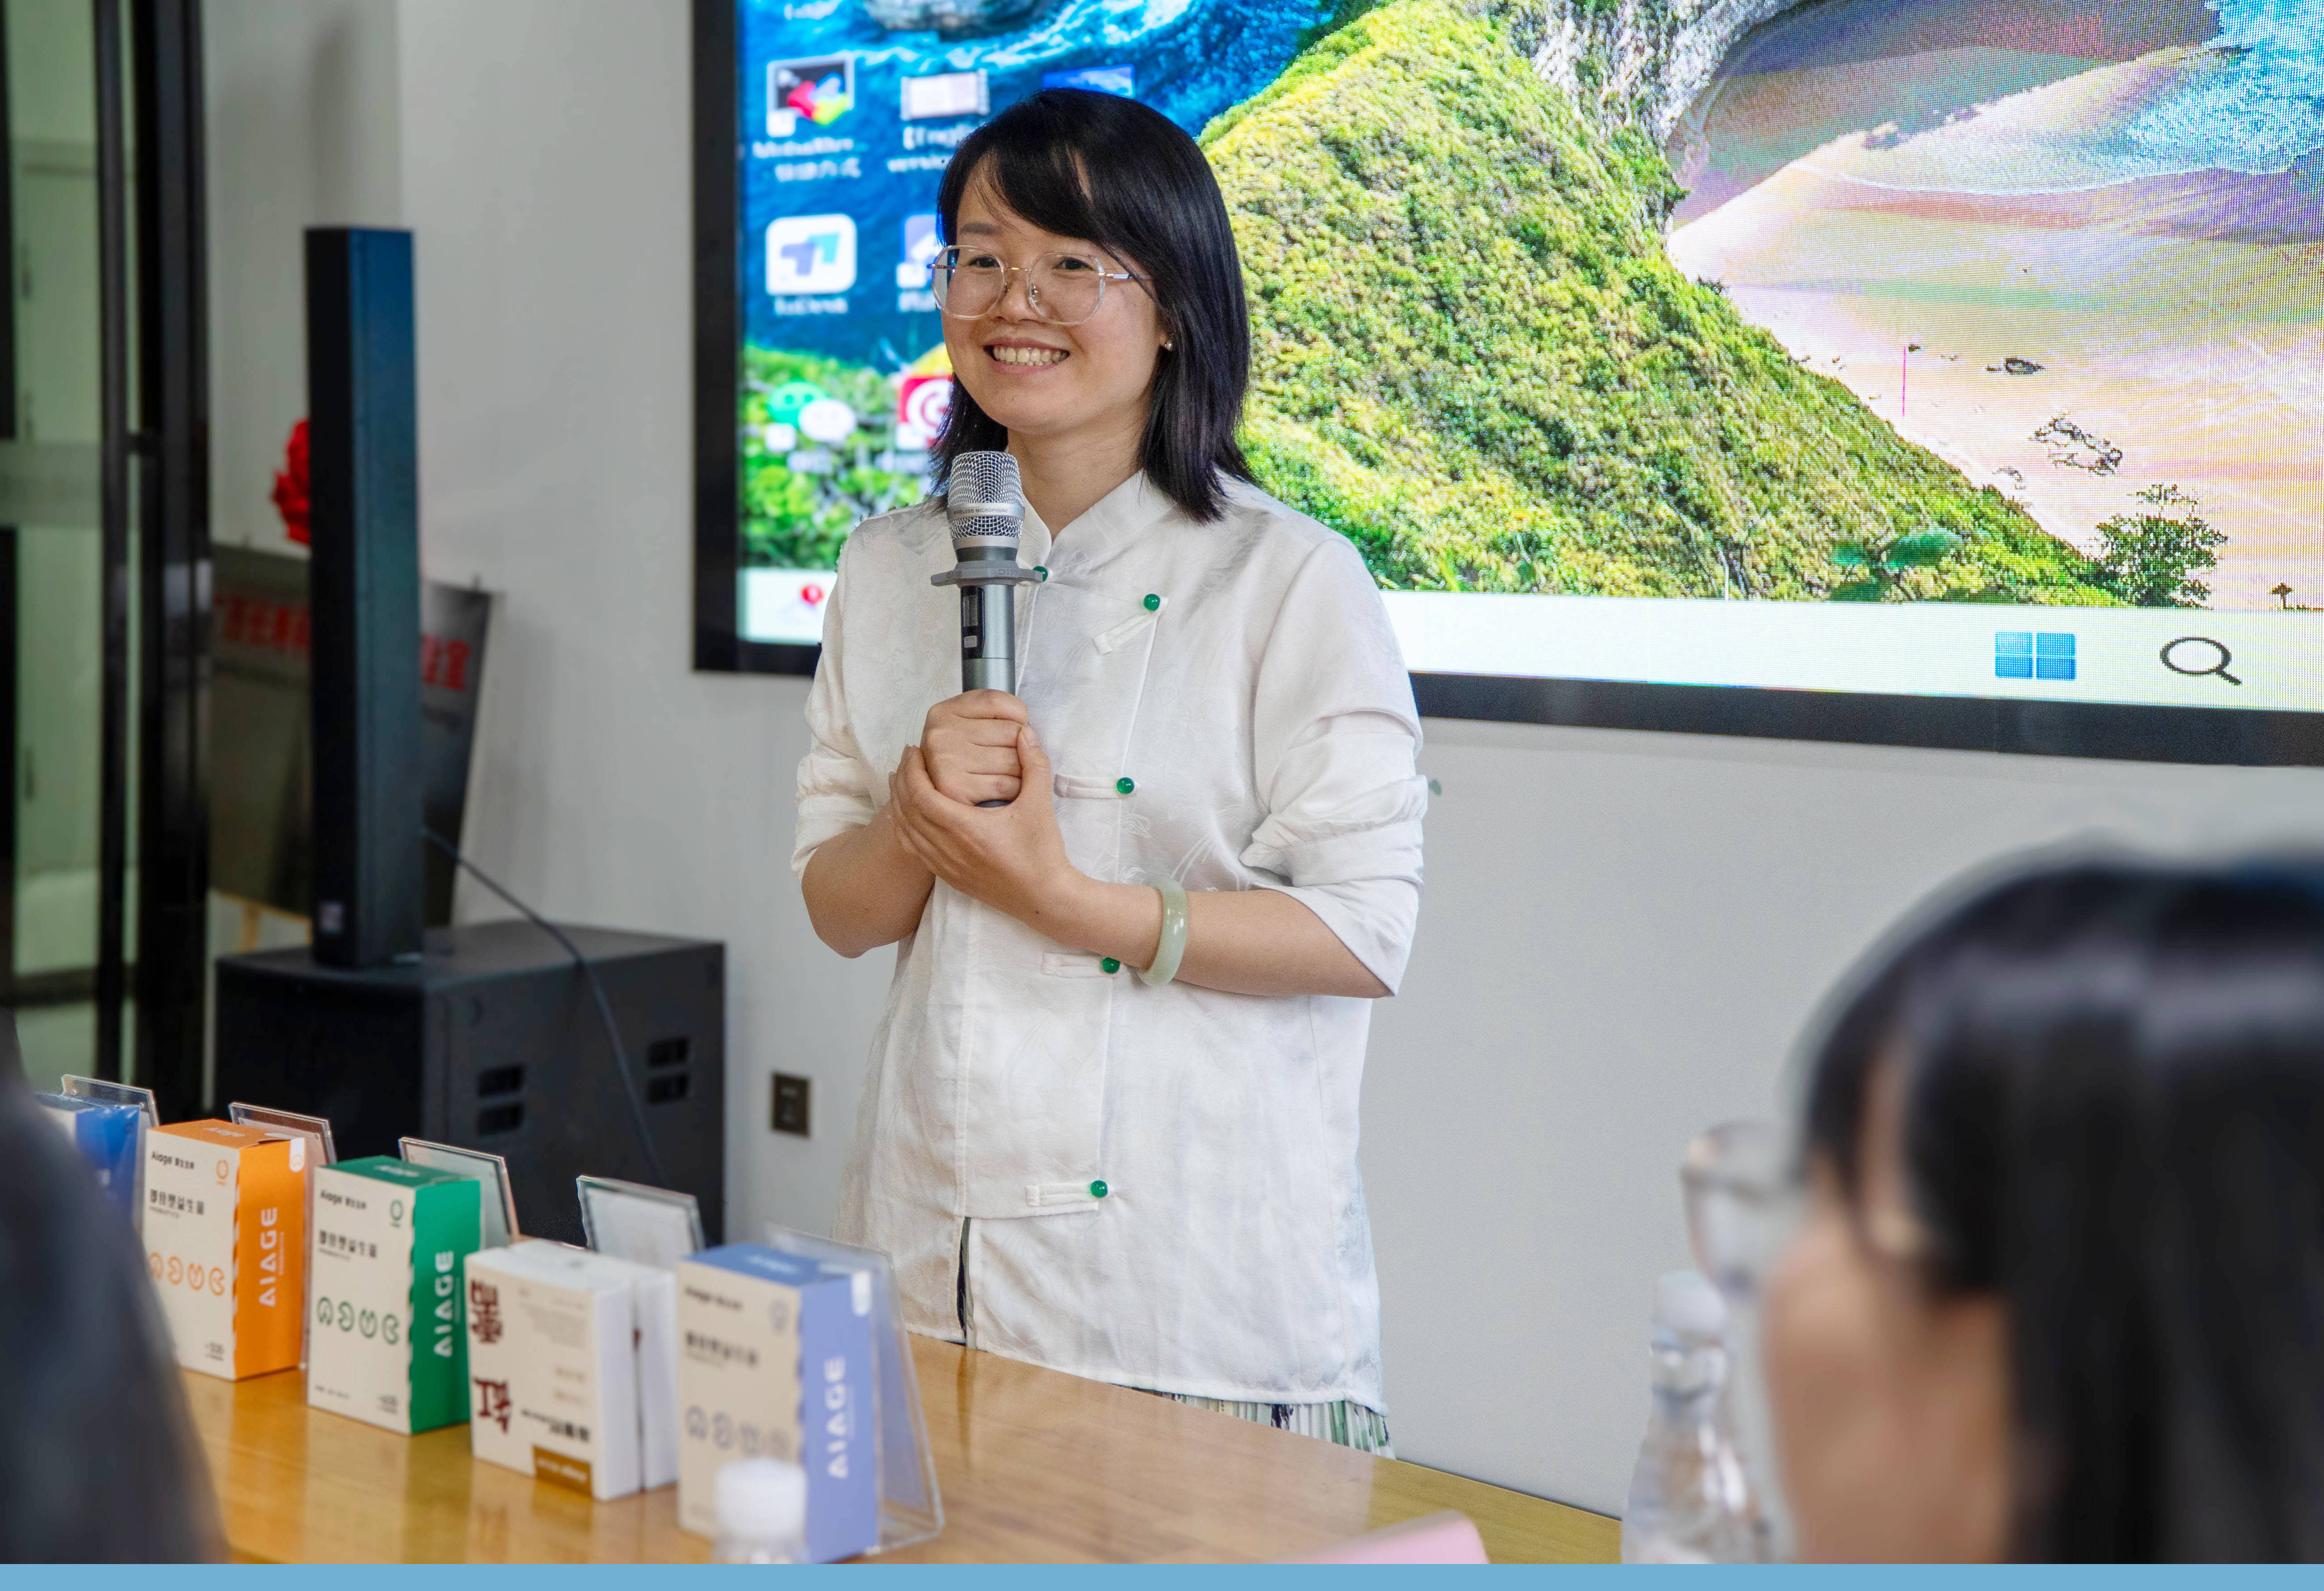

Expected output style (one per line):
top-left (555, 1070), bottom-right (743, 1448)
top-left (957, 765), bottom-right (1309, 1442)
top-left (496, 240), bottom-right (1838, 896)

top-left (216, 920), bottom-right (724, 1246)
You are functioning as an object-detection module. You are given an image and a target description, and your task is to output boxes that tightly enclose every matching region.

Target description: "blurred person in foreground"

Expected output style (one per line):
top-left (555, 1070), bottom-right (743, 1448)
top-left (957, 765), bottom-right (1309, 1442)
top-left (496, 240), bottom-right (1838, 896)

top-left (0, 1017), bottom-right (220, 1560)
top-left (1765, 861), bottom-right (2324, 1561)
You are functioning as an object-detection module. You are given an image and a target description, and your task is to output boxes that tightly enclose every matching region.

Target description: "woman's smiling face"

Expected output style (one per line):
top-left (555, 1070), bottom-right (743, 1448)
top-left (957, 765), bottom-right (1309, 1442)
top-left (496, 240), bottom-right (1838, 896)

top-left (941, 160), bottom-right (1168, 462)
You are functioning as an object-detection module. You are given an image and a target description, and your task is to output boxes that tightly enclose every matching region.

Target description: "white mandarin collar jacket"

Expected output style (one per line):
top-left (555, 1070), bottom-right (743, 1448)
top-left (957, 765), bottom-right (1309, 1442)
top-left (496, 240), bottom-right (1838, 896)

top-left (793, 471), bottom-right (1426, 1408)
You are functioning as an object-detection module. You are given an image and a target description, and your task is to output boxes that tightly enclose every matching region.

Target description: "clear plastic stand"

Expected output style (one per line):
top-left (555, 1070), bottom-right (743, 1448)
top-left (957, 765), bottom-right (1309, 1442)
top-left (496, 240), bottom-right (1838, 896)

top-left (60, 1073), bottom-right (160, 1128)
top-left (228, 1103), bottom-right (336, 1167)
top-left (763, 1223), bottom-right (944, 1555)
top-left (576, 1176), bottom-right (703, 1269)
top-left (230, 1103), bottom-right (336, 1369)
top-left (399, 1138), bottom-right (520, 1249)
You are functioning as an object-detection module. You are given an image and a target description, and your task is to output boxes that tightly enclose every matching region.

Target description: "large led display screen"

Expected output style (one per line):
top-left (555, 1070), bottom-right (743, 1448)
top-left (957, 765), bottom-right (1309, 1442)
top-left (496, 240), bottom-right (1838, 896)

top-left (718, 0), bottom-right (2324, 740)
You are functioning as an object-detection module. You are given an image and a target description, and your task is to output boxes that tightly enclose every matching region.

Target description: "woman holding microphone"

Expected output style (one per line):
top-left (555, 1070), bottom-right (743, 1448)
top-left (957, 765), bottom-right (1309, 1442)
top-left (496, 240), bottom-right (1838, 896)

top-left (795, 89), bottom-right (1424, 1449)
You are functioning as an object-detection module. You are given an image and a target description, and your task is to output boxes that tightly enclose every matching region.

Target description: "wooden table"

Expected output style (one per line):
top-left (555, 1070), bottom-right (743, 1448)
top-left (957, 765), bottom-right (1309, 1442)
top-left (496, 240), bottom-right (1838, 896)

top-left (180, 1336), bottom-right (1617, 1564)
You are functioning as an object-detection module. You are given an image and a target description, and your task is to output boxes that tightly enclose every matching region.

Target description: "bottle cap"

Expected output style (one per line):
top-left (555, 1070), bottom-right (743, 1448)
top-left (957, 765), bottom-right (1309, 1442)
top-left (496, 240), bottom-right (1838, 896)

top-left (1654, 1269), bottom-right (1727, 1338)
top-left (715, 1457), bottom-right (808, 1539)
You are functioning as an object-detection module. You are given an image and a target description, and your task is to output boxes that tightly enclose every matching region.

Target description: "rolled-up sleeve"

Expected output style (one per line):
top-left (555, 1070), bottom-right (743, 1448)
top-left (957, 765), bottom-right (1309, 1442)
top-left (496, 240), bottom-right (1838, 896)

top-left (1238, 538), bottom-right (1428, 992)
top-left (792, 551), bottom-right (879, 877)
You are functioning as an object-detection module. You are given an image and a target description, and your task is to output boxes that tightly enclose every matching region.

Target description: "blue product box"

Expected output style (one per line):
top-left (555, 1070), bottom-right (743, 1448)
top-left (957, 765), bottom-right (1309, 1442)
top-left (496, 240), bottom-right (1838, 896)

top-left (676, 1241), bottom-right (878, 1562)
top-left (36, 1091), bottom-right (145, 1226)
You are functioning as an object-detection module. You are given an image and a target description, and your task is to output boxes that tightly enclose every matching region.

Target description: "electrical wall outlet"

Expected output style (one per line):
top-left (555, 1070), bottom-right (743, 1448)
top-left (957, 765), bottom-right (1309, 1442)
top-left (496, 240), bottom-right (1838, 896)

top-left (771, 1072), bottom-right (811, 1138)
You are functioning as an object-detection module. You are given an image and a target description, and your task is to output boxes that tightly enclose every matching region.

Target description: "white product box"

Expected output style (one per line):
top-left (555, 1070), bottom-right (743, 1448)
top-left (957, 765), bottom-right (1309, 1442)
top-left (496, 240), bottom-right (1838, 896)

top-left (462, 1240), bottom-right (678, 1500)
top-left (676, 1243), bottom-right (878, 1562)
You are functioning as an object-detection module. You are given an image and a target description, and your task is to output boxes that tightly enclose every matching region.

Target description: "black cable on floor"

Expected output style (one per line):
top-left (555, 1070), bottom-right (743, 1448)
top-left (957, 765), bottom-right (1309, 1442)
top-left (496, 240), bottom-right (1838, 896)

top-left (423, 827), bottom-right (672, 1190)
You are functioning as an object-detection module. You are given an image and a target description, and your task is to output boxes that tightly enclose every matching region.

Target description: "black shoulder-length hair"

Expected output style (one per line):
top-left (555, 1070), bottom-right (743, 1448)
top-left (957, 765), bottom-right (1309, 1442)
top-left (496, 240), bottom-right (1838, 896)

top-left (933, 88), bottom-right (1252, 523)
top-left (1801, 858), bottom-right (2324, 1561)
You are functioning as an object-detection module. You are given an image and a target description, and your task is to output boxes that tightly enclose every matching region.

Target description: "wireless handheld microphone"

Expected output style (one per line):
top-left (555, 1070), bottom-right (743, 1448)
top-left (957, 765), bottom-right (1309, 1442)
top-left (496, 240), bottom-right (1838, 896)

top-left (931, 450), bottom-right (1039, 695)
top-left (932, 451), bottom-right (1041, 806)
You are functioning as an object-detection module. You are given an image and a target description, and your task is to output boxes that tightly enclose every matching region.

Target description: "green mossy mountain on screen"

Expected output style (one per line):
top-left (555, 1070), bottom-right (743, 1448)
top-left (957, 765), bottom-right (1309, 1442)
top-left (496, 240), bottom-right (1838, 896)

top-left (1202, 0), bottom-right (2115, 603)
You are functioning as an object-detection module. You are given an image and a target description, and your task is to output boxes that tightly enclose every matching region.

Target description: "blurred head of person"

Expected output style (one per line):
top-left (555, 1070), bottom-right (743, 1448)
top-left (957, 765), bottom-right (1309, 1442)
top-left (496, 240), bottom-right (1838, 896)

top-left (0, 1018), bottom-right (220, 1561)
top-left (1765, 860), bottom-right (2324, 1562)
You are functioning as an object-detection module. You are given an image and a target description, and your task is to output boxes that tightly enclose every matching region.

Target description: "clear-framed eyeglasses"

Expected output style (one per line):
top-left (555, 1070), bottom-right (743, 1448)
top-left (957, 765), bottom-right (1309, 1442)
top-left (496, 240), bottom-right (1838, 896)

top-left (927, 246), bottom-right (1149, 327)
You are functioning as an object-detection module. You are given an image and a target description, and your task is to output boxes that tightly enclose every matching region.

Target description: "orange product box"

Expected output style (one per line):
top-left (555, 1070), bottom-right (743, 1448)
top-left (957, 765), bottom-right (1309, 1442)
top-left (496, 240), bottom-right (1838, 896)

top-left (144, 1119), bottom-right (307, 1379)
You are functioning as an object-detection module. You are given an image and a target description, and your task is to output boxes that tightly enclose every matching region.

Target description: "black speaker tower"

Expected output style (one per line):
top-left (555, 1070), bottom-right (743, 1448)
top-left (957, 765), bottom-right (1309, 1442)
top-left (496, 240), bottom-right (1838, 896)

top-left (306, 227), bottom-right (422, 968)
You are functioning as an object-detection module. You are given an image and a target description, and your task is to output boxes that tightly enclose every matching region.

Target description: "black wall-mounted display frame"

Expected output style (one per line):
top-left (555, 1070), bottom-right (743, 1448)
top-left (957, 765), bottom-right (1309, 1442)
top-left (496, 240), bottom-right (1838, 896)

top-left (687, 1), bottom-right (2324, 769)
top-left (692, 0), bottom-right (820, 680)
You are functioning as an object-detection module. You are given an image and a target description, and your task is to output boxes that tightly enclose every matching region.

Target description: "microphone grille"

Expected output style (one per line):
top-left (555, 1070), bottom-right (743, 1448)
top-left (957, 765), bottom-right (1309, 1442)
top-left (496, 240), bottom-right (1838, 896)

top-left (950, 450), bottom-right (1021, 509)
top-left (948, 450), bottom-right (1024, 547)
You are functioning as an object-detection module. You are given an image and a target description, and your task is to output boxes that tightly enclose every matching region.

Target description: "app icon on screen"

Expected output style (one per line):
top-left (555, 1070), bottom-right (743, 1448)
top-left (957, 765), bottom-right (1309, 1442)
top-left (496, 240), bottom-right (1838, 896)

top-left (901, 70), bottom-right (989, 122)
top-left (896, 375), bottom-right (954, 452)
top-left (1042, 65), bottom-right (1135, 98)
top-left (767, 214), bottom-right (858, 295)
top-left (768, 55), bottom-right (854, 137)
top-left (897, 213), bottom-right (944, 289)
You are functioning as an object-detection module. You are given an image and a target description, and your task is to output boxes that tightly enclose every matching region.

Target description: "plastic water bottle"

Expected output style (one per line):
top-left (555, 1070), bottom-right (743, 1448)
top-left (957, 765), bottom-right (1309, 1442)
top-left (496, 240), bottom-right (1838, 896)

top-left (713, 1457), bottom-right (810, 1564)
top-left (1619, 1270), bottom-right (1766, 1564)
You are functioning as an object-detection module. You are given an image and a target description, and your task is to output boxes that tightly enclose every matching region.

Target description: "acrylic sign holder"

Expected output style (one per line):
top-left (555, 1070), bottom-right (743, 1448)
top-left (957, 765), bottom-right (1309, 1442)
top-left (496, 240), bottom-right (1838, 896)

top-left (228, 1103), bottom-right (337, 1168)
top-left (60, 1073), bottom-right (159, 1127)
top-left (398, 1138), bottom-right (520, 1250)
top-left (576, 1175), bottom-right (705, 1270)
top-left (762, 1223), bottom-right (944, 1555)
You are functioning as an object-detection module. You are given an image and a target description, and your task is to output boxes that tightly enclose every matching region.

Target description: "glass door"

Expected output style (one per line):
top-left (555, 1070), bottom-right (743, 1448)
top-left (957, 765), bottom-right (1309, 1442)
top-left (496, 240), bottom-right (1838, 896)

top-left (4, 0), bottom-right (205, 1108)
top-left (1, 0), bottom-right (133, 1092)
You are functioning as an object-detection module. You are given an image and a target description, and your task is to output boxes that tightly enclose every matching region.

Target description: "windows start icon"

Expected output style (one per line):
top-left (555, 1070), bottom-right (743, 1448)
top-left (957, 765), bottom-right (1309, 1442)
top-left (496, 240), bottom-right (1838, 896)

top-left (1996, 631), bottom-right (2076, 682)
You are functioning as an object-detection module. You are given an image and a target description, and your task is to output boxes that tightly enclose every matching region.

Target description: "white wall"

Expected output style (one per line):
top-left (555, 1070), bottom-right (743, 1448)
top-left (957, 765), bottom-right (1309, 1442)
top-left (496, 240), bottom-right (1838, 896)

top-left (371, 0), bottom-right (2324, 1522)
top-left (206, 0), bottom-right (404, 554)
top-left (1366, 723), bottom-right (2324, 1513)
top-left (392, 0), bottom-right (891, 1258)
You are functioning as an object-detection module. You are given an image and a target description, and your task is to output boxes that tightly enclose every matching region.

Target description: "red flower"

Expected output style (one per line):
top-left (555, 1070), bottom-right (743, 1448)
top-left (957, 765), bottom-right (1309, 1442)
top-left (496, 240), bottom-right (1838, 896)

top-left (271, 419), bottom-right (310, 545)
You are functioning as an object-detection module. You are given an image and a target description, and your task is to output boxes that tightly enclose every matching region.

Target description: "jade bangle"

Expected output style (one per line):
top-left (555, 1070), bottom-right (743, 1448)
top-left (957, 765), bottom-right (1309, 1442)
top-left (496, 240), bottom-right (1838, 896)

top-left (1140, 875), bottom-right (1189, 987)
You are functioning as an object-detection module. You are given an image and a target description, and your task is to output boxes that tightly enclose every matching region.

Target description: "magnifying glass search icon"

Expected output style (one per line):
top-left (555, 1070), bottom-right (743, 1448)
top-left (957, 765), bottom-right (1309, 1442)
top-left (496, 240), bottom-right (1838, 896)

top-left (2160, 636), bottom-right (2241, 686)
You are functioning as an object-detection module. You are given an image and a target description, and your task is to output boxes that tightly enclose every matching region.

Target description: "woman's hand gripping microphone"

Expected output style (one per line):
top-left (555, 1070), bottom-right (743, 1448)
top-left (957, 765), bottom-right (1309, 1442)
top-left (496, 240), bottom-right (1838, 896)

top-left (890, 723), bottom-right (1080, 930)
top-left (920, 689), bottom-right (1028, 806)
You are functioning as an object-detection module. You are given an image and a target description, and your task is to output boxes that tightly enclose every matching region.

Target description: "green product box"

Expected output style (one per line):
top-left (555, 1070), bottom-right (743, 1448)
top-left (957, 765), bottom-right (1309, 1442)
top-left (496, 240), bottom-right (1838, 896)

top-left (307, 1156), bottom-right (483, 1434)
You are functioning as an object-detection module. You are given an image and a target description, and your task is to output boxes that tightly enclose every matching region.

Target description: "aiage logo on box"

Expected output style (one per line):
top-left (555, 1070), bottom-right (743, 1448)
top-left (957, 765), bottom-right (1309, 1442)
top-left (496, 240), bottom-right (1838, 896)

top-left (768, 215), bottom-right (856, 296)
